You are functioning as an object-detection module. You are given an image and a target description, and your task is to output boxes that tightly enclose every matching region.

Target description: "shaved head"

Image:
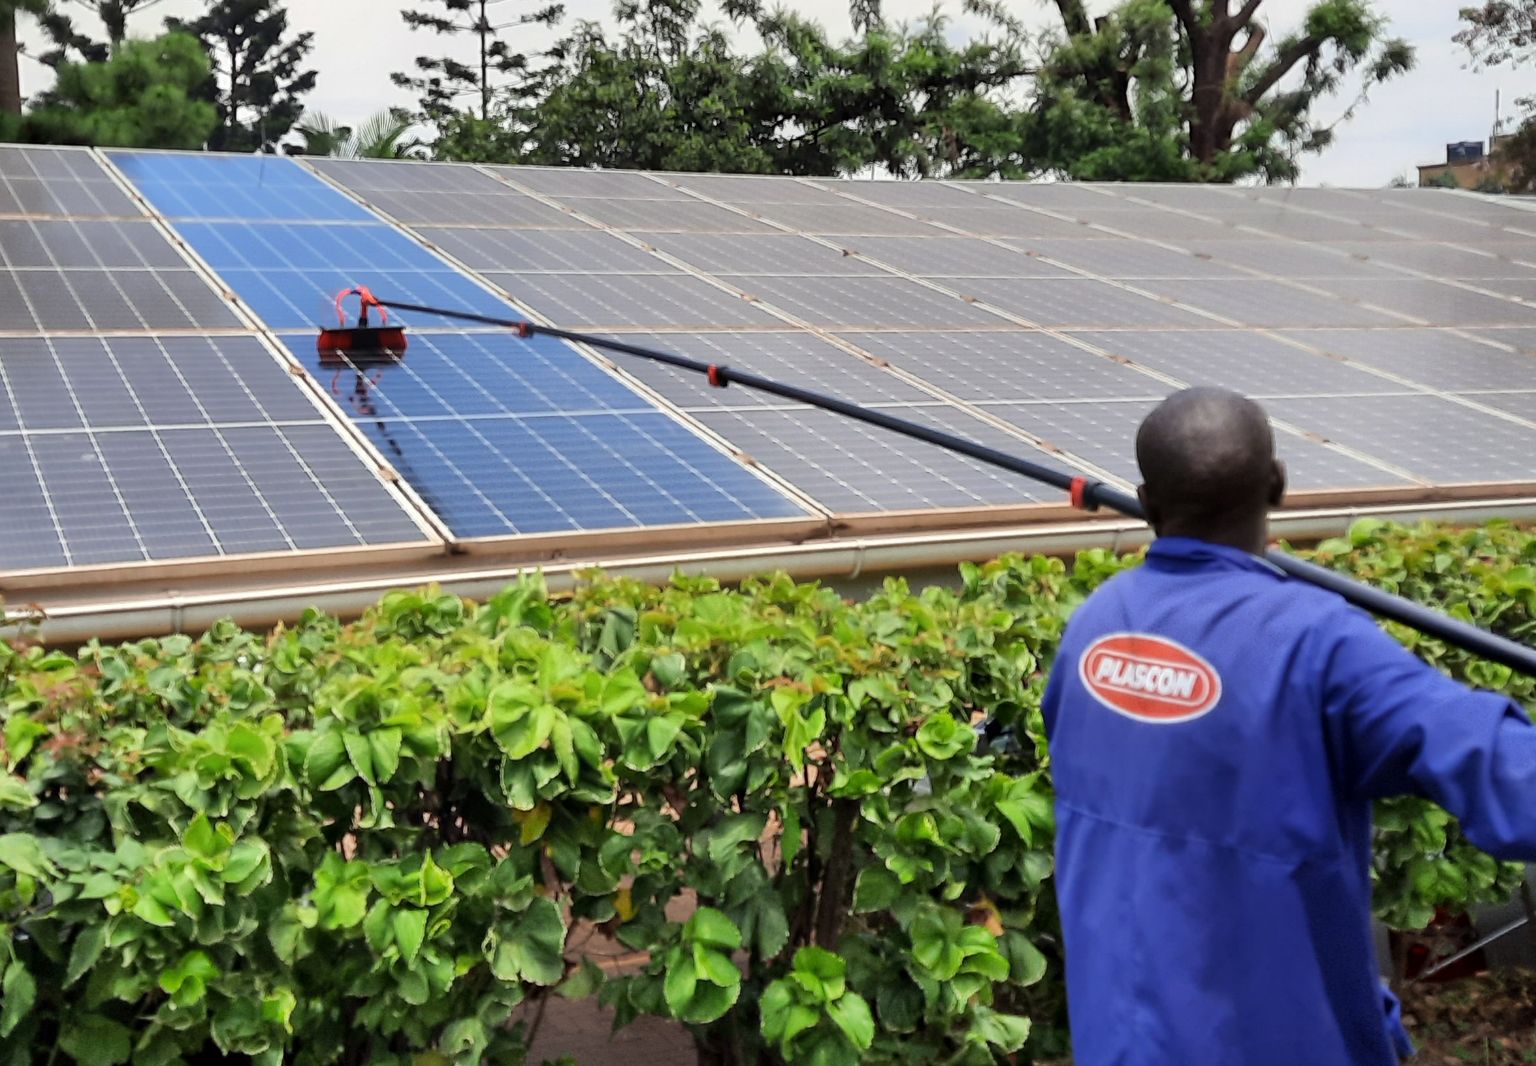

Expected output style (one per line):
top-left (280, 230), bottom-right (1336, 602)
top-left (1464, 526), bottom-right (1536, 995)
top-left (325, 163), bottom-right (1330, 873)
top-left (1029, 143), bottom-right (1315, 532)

top-left (1135, 388), bottom-right (1285, 552)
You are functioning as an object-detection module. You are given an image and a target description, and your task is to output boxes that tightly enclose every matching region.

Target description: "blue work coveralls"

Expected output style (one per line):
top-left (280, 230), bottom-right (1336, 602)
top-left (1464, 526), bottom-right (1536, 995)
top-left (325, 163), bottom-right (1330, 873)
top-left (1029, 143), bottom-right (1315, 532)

top-left (1042, 536), bottom-right (1536, 1065)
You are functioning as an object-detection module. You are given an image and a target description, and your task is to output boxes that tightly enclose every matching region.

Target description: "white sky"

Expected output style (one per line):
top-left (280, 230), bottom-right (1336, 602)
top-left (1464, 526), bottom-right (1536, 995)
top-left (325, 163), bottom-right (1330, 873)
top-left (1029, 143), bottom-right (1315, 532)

top-left (18, 0), bottom-right (1535, 186)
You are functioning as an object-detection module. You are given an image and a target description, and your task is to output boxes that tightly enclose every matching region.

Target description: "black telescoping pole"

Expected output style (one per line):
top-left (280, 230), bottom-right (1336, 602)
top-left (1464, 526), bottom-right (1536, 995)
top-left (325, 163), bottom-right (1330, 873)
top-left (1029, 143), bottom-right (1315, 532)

top-left (365, 297), bottom-right (1536, 679)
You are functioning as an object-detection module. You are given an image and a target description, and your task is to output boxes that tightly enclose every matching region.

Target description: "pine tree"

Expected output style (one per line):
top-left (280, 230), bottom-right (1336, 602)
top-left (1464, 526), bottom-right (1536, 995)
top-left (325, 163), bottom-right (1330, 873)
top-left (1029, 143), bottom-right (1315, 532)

top-left (392, 0), bottom-right (563, 136)
top-left (38, 0), bottom-right (167, 67)
top-left (168, 0), bottom-right (316, 152)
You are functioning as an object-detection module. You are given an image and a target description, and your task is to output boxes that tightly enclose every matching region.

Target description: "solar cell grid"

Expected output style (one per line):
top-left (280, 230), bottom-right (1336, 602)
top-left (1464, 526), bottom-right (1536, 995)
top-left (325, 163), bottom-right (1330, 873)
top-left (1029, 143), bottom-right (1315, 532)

top-left (281, 331), bottom-right (653, 420)
top-left (1263, 394), bottom-right (1536, 484)
top-left (633, 232), bottom-right (887, 276)
top-left (310, 158), bottom-right (501, 194)
top-left (0, 219), bottom-right (186, 270)
top-left (497, 167), bottom-right (689, 200)
top-left (359, 188), bottom-right (583, 229)
top-left (841, 330), bottom-right (1166, 401)
top-left (1323, 279), bottom-right (1536, 326)
top-left (957, 278), bottom-right (1219, 328)
top-left (693, 405), bottom-right (1064, 513)
top-left (1179, 240), bottom-right (1400, 279)
top-left (353, 412), bottom-right (805, 537)
top-left (612, 331), bottom-right (935, 408)
top-left (418, 227), bottom-right (670, 273)
top-left (910, 206), bottom-right (1101, 239)
top-left (671, 174), bottom-right (847, 204)
top-left (814, 180), bottom-right (984, 209)
top-left (751, 203), bottom-right (949, 236)
top-left (109, 151), bottom-right (374, 222)
top-left (1471, 328), bottom-right (1536, 353)
top-left (1125, 278), bottom-right (1405, 328)
top-left (1070, 330), bottom-right (1405, 396)
top-left (1329, 242), bottom-right (1536, 278)
top-left (1467, 392), bottom-right (1536, 422)
top-left (845, 236), bottom-right (1075, 278)
top-left (0, 269), bottom-right (241, 332)
top-left (974, 183), bottom-right (1117, 209)
top-left (488, 272), bottom-right (783, 328)
top-left (1005, 239), bottom-right (1241, 279)
top-left (718, 275), bottom-right (1012, 329)
top-left (0, 147), bottom-right (139, 217)
top-left (558, 198), bottom-right (777, 233)
top-left (1282, 329), bottom-right (1536, 391)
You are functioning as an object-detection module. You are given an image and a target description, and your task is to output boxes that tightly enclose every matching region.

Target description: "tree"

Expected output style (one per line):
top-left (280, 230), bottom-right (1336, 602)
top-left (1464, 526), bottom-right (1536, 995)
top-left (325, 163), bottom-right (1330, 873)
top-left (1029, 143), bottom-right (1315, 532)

top-left (1029, 0), bottom-right (1415, 182)
top-left (393, 0), bottom-right (563, 141)
top-left (1456, 1), bottom-right (1536, 66)
top-left (37, 0), bottom-right (169, 67)
top-left (18, 31), bottom-right (216, 146)
top-left (504, 0), bottom-right (1035, 176)
top-left (289, 108), bottom-right (424, 159)
top-left (167, 0), bottom-right (316, 151)
top-left (1, 0), bottom-right (49, 115)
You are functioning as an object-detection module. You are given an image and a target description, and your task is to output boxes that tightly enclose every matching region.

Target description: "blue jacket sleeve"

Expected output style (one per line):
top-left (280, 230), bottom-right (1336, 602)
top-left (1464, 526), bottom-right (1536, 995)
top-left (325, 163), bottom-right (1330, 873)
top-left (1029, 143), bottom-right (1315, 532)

top-left (1320, 604), bottom-right (1536, 860)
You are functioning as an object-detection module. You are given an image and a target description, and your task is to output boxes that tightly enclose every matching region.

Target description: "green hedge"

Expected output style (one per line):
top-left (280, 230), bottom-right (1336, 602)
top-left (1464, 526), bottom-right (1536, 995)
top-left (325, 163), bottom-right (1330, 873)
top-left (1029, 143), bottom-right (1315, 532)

top-left (0, 519), bottom-right (1532, 1065)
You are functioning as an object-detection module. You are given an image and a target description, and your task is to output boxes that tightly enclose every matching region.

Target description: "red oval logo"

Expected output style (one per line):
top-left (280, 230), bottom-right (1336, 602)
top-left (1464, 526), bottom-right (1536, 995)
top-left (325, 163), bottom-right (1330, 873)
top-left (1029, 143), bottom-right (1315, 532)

top-left (1078, 633), bottom-right (1222, 723)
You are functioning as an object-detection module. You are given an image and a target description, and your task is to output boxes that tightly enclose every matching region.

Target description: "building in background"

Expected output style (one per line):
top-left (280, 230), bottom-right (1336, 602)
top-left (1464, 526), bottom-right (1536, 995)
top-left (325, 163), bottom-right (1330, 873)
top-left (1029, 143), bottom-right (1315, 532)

top-left (1418, 134), bottom-right (1515, 189)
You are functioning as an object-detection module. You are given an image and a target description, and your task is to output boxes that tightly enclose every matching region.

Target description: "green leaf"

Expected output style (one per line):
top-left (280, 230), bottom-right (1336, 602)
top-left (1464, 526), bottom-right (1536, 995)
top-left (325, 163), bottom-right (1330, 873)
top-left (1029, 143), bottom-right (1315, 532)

top-left (392, 908), bottom-right (428, 964)
top-left (304, 731), bottom-right (352, 791)
top-left (793, 947), bottom-right (845, 1001)
top-left (646, 715), bottom-right (684, 761)
top-left (343, 730), bottom-right (375, 785)
top-left (3, 716), bottom-right (47, 767)
top-left (182, 813), bottom-right (220, 859)
top-left (0, 963), bottom-right (35, 1039)
top-left (518, 803), bottom-right (553, 845)
top-left (693, 945), bottom-right (740, 988)
top-left (601, 670), bottom-right (647, 715)
top-left (551, 717), bottom-right (578, 781)
top-left (1003, 931), bottom-right (1048, 987)
top-left (679, 977), bottom-right (739, 1024)
top-left (704, 814), bottom-right (766, 866)
top-left (663, 956), bottom-right (699, 1016)
top-left (132, 892), bottom-right (175, 928)
top-left (0, 775), bottom-right (36, 810)
top-left (0, 833), bottom-right (55, 879)
top-left (66, 925), bottom-right (107, 987)
top-left (493, 897), bottom-right (566, 985)
top-left (970, 1007), bottom-right (1032, 1051)
top-left (686, 907), bottom-right (743, 951)
top-left (58, 1015), bottom-right (132, 1066)
top-left (367, 728), bottom-right (402, 783)
top-left (262, 989), bottom-right (298, 1033)
top-left (827, 992), bottom-right (875, 1051)
top-left (853, 865), bottom-right (900, 913)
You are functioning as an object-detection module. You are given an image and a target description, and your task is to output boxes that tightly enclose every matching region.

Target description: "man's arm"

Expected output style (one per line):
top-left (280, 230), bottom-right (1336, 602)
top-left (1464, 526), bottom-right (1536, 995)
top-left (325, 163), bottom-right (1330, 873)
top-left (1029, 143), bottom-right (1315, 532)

top-left (1322, 604), bottom-right (1536, 860)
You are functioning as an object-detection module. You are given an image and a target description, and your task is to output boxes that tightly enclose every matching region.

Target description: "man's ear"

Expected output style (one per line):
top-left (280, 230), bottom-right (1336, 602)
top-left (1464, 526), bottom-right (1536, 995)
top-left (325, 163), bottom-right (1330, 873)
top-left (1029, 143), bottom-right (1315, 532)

top-left (1137, 484), bottom-right (1159, 532)
top-left (1268, 459), bottom-right (1287, 508)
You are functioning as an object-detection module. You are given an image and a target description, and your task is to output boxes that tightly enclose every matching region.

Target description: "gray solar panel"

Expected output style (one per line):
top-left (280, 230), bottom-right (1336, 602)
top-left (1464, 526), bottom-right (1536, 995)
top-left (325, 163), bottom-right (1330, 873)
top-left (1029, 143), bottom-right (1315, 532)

top-left (957, 278), bottom-right (1219, 328)
top-left (0, 219), bottom-right (186, 269)
top-left (419, 226), bottom-right (673, 273)
top-left (719, 275), bottom-right (1011, 328)
top-left (360, 188), bottom-right (584, 228)
top-left (1324, 279), bottom-right (1536, 326)
top-left (1006, 239), bottom-right (1241, 279)
top-left (845, 236), bottom-right (1075, 278)
top-left (907, 206), bottom-right (1093, 239)
top-left (498, 167), bottom-right (690, 200)
top-left (0, 269), bottom-right (241, 331)
top-left (560, 198), bottom-right (776, 233)
top-left (694, 404), bottom-right (1065, 512)
top-left (1330, 242), bottom-right (1536, 278)
top-left (1071, 330), bottom-right (1405, 396)
top-left (672, 174), bottom-right (847, 205)
top-left (752, 203), bottom-right (949, 236)
top-left (814, 180), bottom-right (984, 209)
top-left (1179, 240), bottom-right (1399, 279)
top-left (0, 147), bottom-right (138, 217)
top-left (1126, 279), bottom-right (1405, 328)
top-left (487, 272), bottom-right (784, 328)
top-left (310, 158), bottom-right (500, 194)
top-left (633, 232), bottom-right (887, 275)
top-left (1283, 329), bottom-right (1536, 391)
top-left (615, 331), bottom-right (934, 408)
top-left (1263, 394), bottom-right (1536, 484)
top-left (842, 330), bottom-right (1165, 401)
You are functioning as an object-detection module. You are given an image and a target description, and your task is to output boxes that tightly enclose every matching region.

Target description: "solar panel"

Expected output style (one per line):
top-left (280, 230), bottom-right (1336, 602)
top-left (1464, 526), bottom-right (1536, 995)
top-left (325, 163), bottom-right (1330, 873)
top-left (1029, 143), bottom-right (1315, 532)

top-left (974, 183), bottom-right (1117, 210)
top-left (845, 236), bottom-right (1076, 278)
top-left (108, 152), bottom-right (374, 222)
top-left (611, 331), bottom-right (937, 408)
top-left (486, 272), bottom-right (783, 328)
top-left (910, 206), bottom-right (1102, 239)
top-left (1070, 330), bottom-right (1405, 396)
top-left (0, 146), bottom-right (138, 217)
top-left (418, 227), bottom-right (671, 273)
top-left (1126, 279), bottom-right (1406, 328)
top-left (558, 198), bottom-right (777, 233)
top-left (754, 203), bottom-right (950, 236)
top-left (1263, 394), bottom-right (1536, 484)
top-left (310, 158), bottom-right (502, 194)
top-left (1331, 242), bottom-right (1536, 279)
top-left (1178, 240), bottom-right (1399, 279)
top-left (0, 268), bottom-right (242, 332)
top-left (957, 278), bottom-right (1219, 328)
top-left (1323, 279), bottom-right (1536, 326)
top-left (671, 174), bottom-right (848, 205)
top-left (351, 412), bottom-right (804, 537)
top-left (813, 180), bottom-right (984, 209)
top-left (0, 219), bottom-right (187, 269)
top-left (842, 330), bottom-right (1168, 401)
top-left (692, 405), bottom-right (1065, 512)
top-left (718, 275), bottom-right (1012, 328)
top-left (355, 188), bottom-right (584, 229)
top-left (1471, 328), bottom-right (1536, 353)
top-left (1284, 329), bottom-right (1536, 391)
top-left (632, 232), bottom-right (888, 276)
top-left (495, 167), bottom-right (691, 200)
top-left (1006, 239), bottom-right (1241, 280)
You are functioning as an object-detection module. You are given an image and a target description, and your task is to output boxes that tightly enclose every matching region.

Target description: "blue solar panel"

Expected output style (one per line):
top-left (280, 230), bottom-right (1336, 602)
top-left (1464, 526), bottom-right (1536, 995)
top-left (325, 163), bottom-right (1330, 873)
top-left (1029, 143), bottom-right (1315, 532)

top-left (354, 413), bottom-right (805, 537)
top-left (152, 221), bottom-right (515, 329)
top-left (107, 152), bottom-right (374, 222)
top-left (281, 331), bottom-right (654, 420)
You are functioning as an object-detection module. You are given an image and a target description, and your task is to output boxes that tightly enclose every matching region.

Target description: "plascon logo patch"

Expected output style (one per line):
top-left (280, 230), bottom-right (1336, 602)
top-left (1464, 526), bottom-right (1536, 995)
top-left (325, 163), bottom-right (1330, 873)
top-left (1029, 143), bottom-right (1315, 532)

top-left (1078, 633), bottom-right (1222, 723)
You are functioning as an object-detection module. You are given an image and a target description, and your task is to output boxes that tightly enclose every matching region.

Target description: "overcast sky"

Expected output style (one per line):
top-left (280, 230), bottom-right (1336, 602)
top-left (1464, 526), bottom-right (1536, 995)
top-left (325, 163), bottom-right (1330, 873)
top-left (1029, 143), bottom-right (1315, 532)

top-left (18, 0), bottom-right (1535, 186)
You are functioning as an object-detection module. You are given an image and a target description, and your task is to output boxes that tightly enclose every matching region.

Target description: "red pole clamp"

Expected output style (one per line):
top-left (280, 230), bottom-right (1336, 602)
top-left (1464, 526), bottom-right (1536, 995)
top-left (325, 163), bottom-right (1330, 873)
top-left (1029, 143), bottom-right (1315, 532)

top-left (513, 321), bottom-right (533, 338)
top-left (707, 365), bottom-right (728, 388)
top-left (1069, 477), bottom-right (1092, 511)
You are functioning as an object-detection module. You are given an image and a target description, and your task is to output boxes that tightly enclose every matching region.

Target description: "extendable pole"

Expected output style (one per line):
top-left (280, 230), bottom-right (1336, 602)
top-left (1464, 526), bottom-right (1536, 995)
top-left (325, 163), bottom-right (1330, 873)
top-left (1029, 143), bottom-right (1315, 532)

top-left (358, 296), bottom-right (1536, 678)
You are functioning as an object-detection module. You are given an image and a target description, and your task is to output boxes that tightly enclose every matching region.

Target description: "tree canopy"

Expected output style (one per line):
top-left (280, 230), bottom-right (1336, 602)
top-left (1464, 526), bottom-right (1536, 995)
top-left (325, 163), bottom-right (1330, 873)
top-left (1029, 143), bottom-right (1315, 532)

top-left (16, 30), bottom-right (216, 148)
top-left (167, 0), bottom-right (316, 151)
top-left (38, 0), bottom-right (166, 67)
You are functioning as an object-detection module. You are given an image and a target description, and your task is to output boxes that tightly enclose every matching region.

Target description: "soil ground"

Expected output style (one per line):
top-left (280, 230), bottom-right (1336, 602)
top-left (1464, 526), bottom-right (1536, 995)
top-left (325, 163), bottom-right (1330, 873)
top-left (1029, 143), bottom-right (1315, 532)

top-left (523, 969), bottom-right (1536, 1065)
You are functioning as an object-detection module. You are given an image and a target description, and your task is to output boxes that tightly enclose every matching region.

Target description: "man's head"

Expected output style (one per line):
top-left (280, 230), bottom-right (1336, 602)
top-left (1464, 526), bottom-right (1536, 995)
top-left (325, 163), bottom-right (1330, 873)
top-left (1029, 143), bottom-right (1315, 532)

top-left (1135, 388), bottom-right (1286, 553)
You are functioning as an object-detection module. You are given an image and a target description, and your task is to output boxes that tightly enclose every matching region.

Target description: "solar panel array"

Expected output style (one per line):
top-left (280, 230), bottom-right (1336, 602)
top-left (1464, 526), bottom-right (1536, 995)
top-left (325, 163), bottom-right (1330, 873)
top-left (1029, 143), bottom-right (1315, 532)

top-left (5, 144), bottom-right (1536, 579)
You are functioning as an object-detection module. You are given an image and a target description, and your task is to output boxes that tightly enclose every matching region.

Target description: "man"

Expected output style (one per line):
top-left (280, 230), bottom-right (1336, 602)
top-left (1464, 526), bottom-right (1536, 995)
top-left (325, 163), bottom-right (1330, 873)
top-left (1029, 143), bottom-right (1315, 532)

top-left (1042, 387), bottom-right (1536, 1065)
